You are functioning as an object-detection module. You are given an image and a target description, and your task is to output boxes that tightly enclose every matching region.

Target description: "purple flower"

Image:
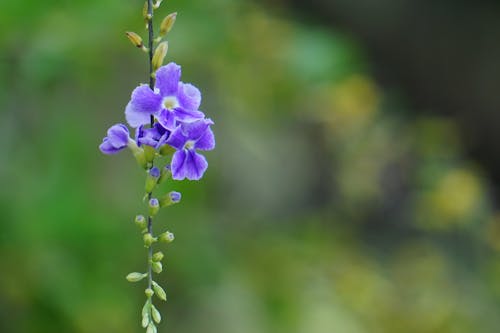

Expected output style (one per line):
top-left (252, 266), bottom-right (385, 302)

top-left (125, 63), bottom-right (205, 129)
top-left (135, 123), bottom-right (170, 148)
top-left (99, 124), bottom-right (131, 154)
top-left (166, 118), bottom-right (215, 180)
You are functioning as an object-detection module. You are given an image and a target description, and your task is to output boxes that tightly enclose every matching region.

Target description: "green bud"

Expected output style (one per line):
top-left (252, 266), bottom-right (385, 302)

top-left (142, 313), bottom-right (150, 328)
top-left (157, 165), bottom-right (172, 184)
top-left (152, 261), bottom-right (163, 274)
top-left (158, 231), bottom-right (174, 243)
top-left (152, 41), bottom-right (168, 71)
top-left (146, 323), bottom-right (157, 333)
top-left (149, 198), bottom-right (160, 216)
top-left (159, 191), bottom-right (181, 207)
top-left (143, 145), bottom-right (156, 164)
top-left (126, 272), bottom-right (147, 282)
top-left (152, 281), bottom-right (167, 301)
top-left (159, 144), bottom-right (175, 156)
top-left (135, 215), bottom-right (147, 229)
top-left (151, 304), bottom-right (161, 324)
top-left (142, 299), bottom-right (151, 317)
top-left (159, 12), bottom-right (177, 37)
top-left (143, 233), bottom-right (157, 247)
top-left (152, 251), bottom-right (164, 262)
top-left (153, 0), bottom-right (163, 9)
top-left (128, 140), bottom-right (148, 169)
top-left (145, 288), bottom-right (154, 298)
top-left (145, 167), bottom-right (161, 193)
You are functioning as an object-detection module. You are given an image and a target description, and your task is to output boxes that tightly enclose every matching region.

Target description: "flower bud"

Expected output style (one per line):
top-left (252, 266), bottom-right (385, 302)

top-left (142, 313), bottom-right (150, 328)
top-left (149, 198), bottom-right (160, 216)
top-left (159, 191), bottom-right (181, 207)
top-left (159, 12), bottom-right (177, 37)
top-left (152, 42), bottom-right (168, 71)
top-left (126, 272), bottom-right (147, 282)
top-left (152, 251), bottom-right (164, 262)
top-left (145, 167), bottom-right (161, 193)
top-left (159, 144), bottom-right (175, 156)
top-left (151, 304), bottom-right (161, 324)
top-left (152, 281), bottom-right (167, 301)
top-left (135, 215), bottom-right (147, 229)
top-left (153, 0), bottom-right (163, 9)
top-left (157, 164), bottom-right (171, 183)
top-left (143, 1), bottom-right (151, 21)
top-left (128, 140), bottom-right (148, 169)
top-left (152, 261), bottom-right (162, 274)
top-left (147, 323), bottom-right (157, 333)
top-left (145, 288), bottom-right (154, 298)
top-left (125, 31), bottom-right (147, 52)
top-left (143, 145), bottom-right (156, 164)
top-left (158, 231), bottom-right (174, 243)
top-left (143, 233), bottom-right (157, 247)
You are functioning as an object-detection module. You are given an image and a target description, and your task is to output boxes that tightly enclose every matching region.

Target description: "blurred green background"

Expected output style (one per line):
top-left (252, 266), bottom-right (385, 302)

top-left (1, 0), bottom-right (500, 332)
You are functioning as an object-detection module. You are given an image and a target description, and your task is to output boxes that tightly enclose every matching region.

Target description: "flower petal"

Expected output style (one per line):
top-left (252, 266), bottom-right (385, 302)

top-left (107, 124), bottom-right (129, 148)
top-left (99, 138), bottom-right (124, 155)
top-left (173, 107), bottom-right (205, 123)
top-left (171, 149), bottom-right (208, 180)
top-left (155, 63), bottom-right (181, 96)
top-left (157, 108), bottom-right (177, 130)
top-left (130, 84), bottom-right (162, 113)
top-left (125, 102), bottom-right (152, 128)
top-left (194, 127), bottom-right (215, 151)
top-left (181, 118), bottom-right (214, 141)
top-left (177, 83), bottom-right (201, 111)
top-left (166, 125), bottom-right (188, 150)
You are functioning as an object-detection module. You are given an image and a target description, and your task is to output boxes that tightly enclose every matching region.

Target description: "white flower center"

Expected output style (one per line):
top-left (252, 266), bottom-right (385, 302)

top-left (184, 140), bottom-right (195, 150)
top-left (163, 96), bottom-right (179, 110)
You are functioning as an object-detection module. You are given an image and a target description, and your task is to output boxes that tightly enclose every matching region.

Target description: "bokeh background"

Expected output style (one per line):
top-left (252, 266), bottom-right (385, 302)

top-left (1, 0), bottom-right (500, 332)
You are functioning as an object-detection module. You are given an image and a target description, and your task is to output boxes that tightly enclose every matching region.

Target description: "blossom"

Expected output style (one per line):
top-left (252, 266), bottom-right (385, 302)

top-left (125, 62), bottom-right (205, 129)
top-left (99, 124), bottom-right (131, 154)
top-left (135, 123), bottom-right (170, 148)
top-left (166, 118), bottom-right (215, 180)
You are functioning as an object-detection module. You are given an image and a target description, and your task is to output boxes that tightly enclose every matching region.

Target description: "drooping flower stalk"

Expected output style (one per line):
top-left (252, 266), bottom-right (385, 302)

top-left (100, 1), bottom-right (215, 332)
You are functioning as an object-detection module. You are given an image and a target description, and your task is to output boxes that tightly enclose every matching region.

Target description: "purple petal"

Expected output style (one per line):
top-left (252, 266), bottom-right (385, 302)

top-left (172, 107), bottom-right (205, 123)
top-left (107, 124), bottom-right (129, 148)
top-left (130, 84), bottom-right (162, 113)
top-left (181, 118), bottom-right (214, 141)
top-left (177, 83), bottom-right (201, 111)
top-left (157, 108), bottom-right (177, 131)
top-left (166, 125), bottom-right (188, 150)
top-left (155, 63), bottom-right (181, 96)
top-left (99, 138), bottom-right (124, 155)
top-left (171, 149), bottom-right (208, 180)
top-left (125, 102), bottom-right (153, 128)
top-left (194, 127), bottom-right (215, 151)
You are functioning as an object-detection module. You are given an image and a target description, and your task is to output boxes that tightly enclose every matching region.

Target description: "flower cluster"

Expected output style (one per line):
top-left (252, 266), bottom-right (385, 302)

top-left (99, 62), bottom-right (215, 180)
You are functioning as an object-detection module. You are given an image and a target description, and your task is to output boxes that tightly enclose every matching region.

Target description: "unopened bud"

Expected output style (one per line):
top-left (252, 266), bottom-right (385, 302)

top-left (145, 288), bottom-right (154, 298)
top-left (143, 1), bottom-right (151, 21)
top-left (145, 167), bottom-right (161, 193)
top-left (152, 42), bottom-right (168, 71)
top-left (143, 145), bottom-right (156, 164)
top-left (152, 251), bottom-right (164, 262)
top-left (153, 0), bottom-right (163, 9)
top-left (135, 215), bottom-right (147, 229)
top-left (152, 261), bottom-right (163, 274)
top-left (159, 12), bottom-right (177, 37)
top-left (128, 140), bottom-right (148, 169)
top-left (149, 198), bottom-right (160, 216)
top-left (126, 31), bottom-right (145, 48)
top-left (159, 144), bottom-right (175, 156)
top-left (146, 323), bottom-right (157, 333)
top-left (158, 231), bottom-right (174, 243)
top-left (151, 304), bottom-right (161, 324)
top-left (152, 281), bottom-right (167, 301)
top-left (126, 272), bottom-right (147, 282)
top-left (143, 233), bottom-right (157, 247)
top-left (157, 164), bottom-right (171, 183)
top-left (159, 191), bottom-right (181, 207)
